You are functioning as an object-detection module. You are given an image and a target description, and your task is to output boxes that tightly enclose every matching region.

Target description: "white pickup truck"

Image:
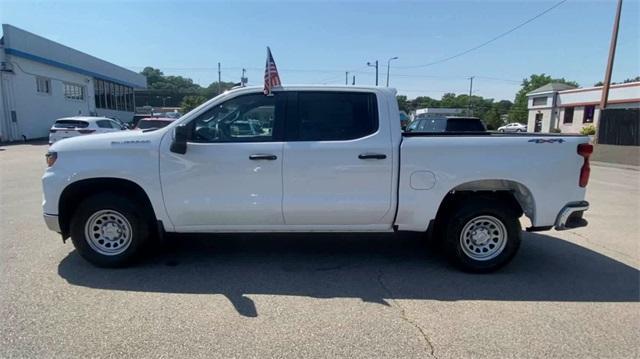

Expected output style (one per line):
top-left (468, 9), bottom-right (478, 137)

top-left (42, 86), bottom-right (592, 272)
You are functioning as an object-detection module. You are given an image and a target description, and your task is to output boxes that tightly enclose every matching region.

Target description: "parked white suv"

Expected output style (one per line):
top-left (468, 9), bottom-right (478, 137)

top-left (49, 116), bottom-right (126, 144)
top-left (498, 123), bottom-right (527, 133)
top-left (42, 86), bottom-right (592, 272)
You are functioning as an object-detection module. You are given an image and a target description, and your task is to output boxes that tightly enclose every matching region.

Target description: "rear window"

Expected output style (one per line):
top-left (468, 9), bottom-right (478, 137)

top-left (419, 118), bottom-right (448, 132)
top-left (445, 118), bottom-right (486, 132)
top-left (53, 120), bottom-right (89, 129)
top-left (294, 92), bottom-right (378, 141)
top-left (136, 119), bottom-right (172, 130)
top-left (415, 117), bottom-right (486, 132)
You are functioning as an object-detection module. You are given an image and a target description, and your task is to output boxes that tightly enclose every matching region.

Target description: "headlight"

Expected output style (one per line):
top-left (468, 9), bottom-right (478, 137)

top-left (45, 151), bottom-right (57, 167)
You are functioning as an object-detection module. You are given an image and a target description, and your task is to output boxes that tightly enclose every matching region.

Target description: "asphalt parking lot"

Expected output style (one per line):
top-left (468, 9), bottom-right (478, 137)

top-left (1, 142), bottom-right (638, 358)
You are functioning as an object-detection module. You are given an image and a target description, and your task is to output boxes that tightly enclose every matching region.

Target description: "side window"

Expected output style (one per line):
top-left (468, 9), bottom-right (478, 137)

top-left (96, 120), bottom-right (114, 129)
top-left (294, 92), bottom-right (378, 141)
top-left (190, 93), bottom-right (276, 143)
top-left (407, 120), bottom-right (420, 131)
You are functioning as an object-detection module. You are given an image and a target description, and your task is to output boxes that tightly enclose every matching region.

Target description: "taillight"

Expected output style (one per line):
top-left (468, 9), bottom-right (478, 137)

top-left (578, 143), bottom-right (593, 187)
top-left (49, 129), bottom-right (57, 133)
top-left (77, 129), bottom-right (95, 134)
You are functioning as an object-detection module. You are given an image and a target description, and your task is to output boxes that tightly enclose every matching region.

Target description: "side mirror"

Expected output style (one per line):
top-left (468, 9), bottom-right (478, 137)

top-left (170, 124), bottom-right (189, 154)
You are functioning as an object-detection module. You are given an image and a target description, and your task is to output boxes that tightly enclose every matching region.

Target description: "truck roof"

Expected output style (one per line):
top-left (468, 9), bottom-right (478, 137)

top-left (225, 85), bottom-right (397, 96)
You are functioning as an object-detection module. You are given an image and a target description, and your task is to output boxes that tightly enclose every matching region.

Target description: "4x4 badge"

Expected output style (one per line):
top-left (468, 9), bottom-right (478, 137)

top-left (528, 138), bottom-right (565, 144)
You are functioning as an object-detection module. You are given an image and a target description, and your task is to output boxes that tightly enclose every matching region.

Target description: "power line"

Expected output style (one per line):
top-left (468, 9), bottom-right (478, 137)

top-left (396, 0), bottom-right (568, 69)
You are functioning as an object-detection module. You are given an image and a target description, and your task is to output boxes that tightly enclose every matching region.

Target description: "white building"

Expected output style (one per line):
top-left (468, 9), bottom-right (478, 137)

top-left (414, 107), bottom-right (465, 119)
top-left (0, 24), bottom-right (146, 142)
top-left (526, 81), bottom-right (640, 134)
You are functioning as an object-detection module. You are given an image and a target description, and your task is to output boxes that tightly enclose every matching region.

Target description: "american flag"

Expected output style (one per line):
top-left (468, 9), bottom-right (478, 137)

top-left (263, 47), bottom-right (282, 95)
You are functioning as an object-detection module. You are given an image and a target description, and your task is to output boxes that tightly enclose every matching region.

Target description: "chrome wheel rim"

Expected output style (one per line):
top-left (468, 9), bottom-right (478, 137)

top-left (460, 215), bottom-right (507, 261)
top-left (84, 210), bottom-right (132, 256)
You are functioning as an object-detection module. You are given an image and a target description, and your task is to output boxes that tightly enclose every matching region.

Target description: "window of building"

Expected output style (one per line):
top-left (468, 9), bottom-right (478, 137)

top-left (583, 105), bottom-right (595, 123)
top-left (64, 83), bottom-right (84, 100)
top-left (294, 92), bottom-right (378, 141)
top-left (563, 107), bottom-right (574, 124)
top-left (36, 77), bottom-right (51, 94)
top-left (94, 79), bottom-right (134, 112)
top-left (94, 80), bottom-right (104, 108)
top-left (532, 97), bottom-right (547, 106)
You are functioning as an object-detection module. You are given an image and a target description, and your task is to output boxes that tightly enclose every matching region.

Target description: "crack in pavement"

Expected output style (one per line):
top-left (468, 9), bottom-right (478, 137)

top-left (376, 271), bottom-right (438, 359)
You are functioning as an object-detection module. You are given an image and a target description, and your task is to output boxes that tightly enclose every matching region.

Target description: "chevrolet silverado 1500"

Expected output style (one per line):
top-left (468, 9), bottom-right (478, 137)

top-left (43, 86), bottom-right (592, 272)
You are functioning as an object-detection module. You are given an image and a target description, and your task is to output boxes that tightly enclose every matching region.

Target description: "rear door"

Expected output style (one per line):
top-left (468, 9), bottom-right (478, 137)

top-left (96, 119), bottom-right (119, 133)
top-left (282, 91), bottom-right (394, 227)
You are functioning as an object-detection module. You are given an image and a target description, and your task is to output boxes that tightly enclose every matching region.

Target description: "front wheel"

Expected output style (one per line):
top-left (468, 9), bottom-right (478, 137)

top-left (70, 193), bottom-right (150, 267)
top-left (444, 198), bottom-right (521, 272)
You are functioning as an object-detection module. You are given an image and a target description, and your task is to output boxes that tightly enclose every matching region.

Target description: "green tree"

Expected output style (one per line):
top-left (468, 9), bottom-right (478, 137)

top-left (202, 81), bottom-right (237, 99)
top-left (180, 95), bottom-right (207, 113)
top-left (141, 67), bottom-right (164, 87)
top-left (509, 74), bottom-right (578, 123)
top-left (483, 106), bottom-right (503, 130)
top-left (396, 95), bottom-right (411, 113)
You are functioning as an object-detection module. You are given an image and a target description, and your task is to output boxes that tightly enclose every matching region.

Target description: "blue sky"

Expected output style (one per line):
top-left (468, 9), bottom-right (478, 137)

top-left (1, 0), bottom-right (638, 101)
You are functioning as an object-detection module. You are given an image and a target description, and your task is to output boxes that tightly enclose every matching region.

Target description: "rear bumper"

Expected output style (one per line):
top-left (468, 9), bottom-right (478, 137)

top-left (43, 213), bottom-right (61, 233)
top-left (554, 201), bottom-right (589, 230)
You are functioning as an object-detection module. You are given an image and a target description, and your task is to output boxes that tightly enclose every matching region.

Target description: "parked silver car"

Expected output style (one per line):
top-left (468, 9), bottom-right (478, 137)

top-left (498, 123), bottom-right (527, 132)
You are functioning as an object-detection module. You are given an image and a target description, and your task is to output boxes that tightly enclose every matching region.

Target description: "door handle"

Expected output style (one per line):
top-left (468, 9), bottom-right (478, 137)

top-left (358, 153), bottom-right (387, 160)
top-left (249, 154), bottom-right (278, 160)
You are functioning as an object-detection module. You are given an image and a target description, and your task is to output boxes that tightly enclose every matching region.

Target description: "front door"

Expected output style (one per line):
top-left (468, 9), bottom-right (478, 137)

top-left (282, 91), bottom-right (394, 227)
top-left (534, 113), bottom-right (543, 132)
top-left (160, 92), bottom-right (285, 230)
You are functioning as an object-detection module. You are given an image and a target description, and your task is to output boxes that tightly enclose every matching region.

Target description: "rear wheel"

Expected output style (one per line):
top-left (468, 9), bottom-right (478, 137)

top-left (70, 193), bottom-right (150, 267)
top-left (443, 198), bottom-right (521, 272)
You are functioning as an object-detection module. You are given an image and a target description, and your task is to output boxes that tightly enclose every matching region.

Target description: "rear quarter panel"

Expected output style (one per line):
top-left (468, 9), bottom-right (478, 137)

top-left (397, 135), bottom-right (590, 231)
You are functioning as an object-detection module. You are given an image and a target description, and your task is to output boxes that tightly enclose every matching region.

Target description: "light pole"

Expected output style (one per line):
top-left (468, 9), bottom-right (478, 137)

top-left (367, 60), bottom-right (379, 86)
top-left (386, 56), bottom-right (398, 87)
top-left (467, 76), bottom-right (474, 115)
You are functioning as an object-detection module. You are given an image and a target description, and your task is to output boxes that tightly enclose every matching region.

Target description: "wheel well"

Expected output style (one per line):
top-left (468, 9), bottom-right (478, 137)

top-left (432, 184), bottom-right (530, 236)
top-left (58, 178), bottom-right (156, 238)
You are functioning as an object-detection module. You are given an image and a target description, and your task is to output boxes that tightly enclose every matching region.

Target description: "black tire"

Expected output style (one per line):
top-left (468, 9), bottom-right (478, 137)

top-left (70, 193), bottom-right (150, 267)
top-left (443, 197), bottom-right (521, 273)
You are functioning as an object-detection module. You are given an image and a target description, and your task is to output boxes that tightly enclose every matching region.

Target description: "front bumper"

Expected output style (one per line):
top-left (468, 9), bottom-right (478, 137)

top-left (43, 213), bottom-right (61, 233)
top-left (554, 201), bottom-right (589, 230)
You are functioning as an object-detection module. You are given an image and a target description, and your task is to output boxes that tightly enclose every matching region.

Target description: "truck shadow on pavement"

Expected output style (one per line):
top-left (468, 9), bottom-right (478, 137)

top-left (58, 232), bottom-right (640, 317)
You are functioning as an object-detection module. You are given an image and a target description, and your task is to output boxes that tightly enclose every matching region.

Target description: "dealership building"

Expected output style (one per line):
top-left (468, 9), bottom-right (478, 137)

top-left (0, 24), bottom-right (146, 142)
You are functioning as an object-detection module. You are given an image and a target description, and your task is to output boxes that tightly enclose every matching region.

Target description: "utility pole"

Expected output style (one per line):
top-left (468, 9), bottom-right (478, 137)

top-left (217, 62), bottom-right (222, 94)
top-left (367, 60), bottom-right (379, 86)
top-left (468, 76), bottom-right (474, 115)
top-left (241, 68), bottom-right (247, 87)
top-left (386, 56), bottom-right (398, 87)
top-left (345, 71), bottom-right (349, 85)
top-left (600, 0), bottom-right (623, 111)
